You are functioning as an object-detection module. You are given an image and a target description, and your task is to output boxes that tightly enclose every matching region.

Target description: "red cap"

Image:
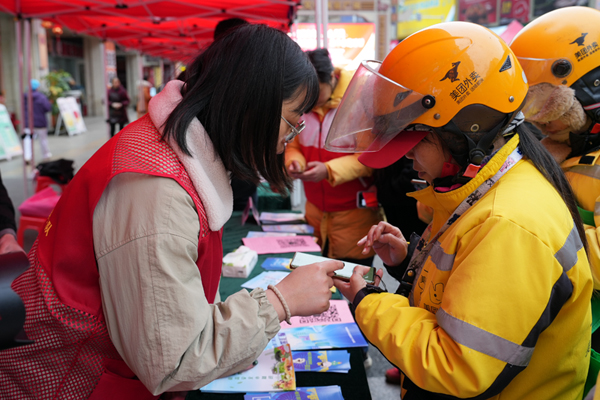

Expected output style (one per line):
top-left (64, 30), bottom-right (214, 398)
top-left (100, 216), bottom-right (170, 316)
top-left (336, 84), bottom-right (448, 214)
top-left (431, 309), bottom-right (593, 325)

top-left (358, 131), bottom-right (428, 168)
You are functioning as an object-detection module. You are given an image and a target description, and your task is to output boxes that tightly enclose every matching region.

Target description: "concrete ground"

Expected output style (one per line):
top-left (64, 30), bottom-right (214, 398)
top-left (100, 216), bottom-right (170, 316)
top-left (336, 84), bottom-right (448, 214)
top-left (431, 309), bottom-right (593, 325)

top-left (1, 110), bottom-right (402, 399)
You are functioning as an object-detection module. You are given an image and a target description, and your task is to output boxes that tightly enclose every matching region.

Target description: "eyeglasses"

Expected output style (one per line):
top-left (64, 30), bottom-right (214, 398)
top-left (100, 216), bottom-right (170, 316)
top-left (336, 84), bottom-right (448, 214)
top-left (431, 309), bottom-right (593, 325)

top-left (281, 116), bottom-right (306, 143)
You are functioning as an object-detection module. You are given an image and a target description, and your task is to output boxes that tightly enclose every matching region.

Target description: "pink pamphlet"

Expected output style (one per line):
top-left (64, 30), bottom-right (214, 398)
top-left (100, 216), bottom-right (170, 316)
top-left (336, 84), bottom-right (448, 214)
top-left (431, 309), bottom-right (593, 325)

top-left (281, 300), bottom-right (355, 330)
top-left (242, 236), bottom-right (321, 254)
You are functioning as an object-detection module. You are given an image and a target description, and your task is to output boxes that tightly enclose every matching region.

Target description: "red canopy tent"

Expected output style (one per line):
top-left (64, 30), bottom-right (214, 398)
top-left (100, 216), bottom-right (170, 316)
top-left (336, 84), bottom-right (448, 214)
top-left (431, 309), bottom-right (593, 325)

top-left (1, 0), bottom-right (300, 192)
top-left (2, 0), bottom-right (301, 60)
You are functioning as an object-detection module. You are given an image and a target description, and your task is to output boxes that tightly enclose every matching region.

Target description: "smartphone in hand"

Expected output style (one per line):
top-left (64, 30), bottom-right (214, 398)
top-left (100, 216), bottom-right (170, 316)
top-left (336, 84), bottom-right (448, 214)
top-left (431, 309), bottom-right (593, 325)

top-left (290, 252), bottom-right (376, 284)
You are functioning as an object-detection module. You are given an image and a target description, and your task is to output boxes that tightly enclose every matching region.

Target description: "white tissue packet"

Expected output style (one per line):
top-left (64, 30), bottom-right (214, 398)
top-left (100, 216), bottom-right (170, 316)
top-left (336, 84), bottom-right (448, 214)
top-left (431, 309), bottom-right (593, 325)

top-left (222, 245), bottom-right (258, 278)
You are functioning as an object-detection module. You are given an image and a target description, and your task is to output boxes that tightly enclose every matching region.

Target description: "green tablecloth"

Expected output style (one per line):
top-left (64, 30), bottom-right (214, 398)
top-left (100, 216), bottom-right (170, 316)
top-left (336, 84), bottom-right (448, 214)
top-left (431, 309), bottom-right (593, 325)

top-left (256, 182), bottom-right (291, 211)
top-left (186, 211), bottom-right (370, 400)
top-left (218, 211), bottom-right (341, 301)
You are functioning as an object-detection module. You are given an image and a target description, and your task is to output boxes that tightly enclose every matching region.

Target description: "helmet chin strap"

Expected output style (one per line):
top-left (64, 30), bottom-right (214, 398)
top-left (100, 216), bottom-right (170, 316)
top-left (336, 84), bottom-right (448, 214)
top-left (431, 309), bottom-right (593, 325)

top-left (568, 129), bottom-right (600, 158)
top-left (431, 114), bottom-right (511, 188)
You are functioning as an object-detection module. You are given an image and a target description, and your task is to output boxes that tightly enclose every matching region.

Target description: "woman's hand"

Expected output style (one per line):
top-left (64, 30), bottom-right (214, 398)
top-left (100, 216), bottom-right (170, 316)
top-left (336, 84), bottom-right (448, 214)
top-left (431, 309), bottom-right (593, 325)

top-left (357, 222), bottom-right (408, 267)
top-left (334, 266), bottom-right (384, 303)
top-left (274, 260), bottom-right (343, 317)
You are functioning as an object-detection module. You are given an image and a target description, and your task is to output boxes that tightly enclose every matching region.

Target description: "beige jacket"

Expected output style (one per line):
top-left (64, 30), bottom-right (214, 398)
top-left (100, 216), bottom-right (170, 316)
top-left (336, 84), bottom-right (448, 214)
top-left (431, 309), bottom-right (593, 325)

top-left (93, 172), bottom-right (280, 395)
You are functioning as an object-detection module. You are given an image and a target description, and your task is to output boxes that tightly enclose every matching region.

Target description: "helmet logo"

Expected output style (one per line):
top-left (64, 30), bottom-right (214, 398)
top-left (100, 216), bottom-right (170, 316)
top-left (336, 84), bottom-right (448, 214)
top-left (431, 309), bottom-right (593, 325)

top-left (570, 33), bottom-right (588, 47)
top-left (572, 35), bottom-right (599, 63)
top-left (440, 62), bottom-right (461, 83)
top-left (449, 71), bottom-right (483, 105)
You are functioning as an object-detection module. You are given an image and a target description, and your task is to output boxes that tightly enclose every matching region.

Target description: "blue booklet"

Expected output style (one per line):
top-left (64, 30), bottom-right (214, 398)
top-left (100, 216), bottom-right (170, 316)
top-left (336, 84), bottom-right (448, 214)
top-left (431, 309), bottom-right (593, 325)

top-left (268, 322), bottom-right (368, 350)
top-left (292, 350), bottom-right (351, 373)
top-left (244, 385), bottom-right (344, 400)
top-left (261, 257), bottom-right (292, 271)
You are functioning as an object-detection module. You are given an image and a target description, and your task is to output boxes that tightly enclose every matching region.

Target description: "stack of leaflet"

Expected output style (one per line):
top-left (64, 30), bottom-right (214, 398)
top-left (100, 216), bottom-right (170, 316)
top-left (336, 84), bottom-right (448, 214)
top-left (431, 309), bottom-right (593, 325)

top-left (200, 344), bottom-right (296, 393)
top-left (246, 232), bottom-right (296, 238)
top-left (259, 212), bottom-right (306, 225)
top-left (267, 300), bottom-right (368, 351)
top-left (259, 212), bottom-right (315, 235)
top-left (244, 385), bottom-right (345, 400)
top-left (199, 301), bottom-right (361, 398)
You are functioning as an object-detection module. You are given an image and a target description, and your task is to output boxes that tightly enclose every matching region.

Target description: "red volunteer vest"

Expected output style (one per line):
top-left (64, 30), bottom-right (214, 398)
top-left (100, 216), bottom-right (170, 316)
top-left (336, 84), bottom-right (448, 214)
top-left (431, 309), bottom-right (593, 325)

top-left (0, 115), bottom-right (223, 399)
top-left (299, 110), bottom-right (373, 212)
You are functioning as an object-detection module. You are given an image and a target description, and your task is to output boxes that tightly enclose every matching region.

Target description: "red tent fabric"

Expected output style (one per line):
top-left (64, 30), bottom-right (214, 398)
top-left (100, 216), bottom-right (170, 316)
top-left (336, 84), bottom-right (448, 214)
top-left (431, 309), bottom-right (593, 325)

top-left (1, 0), bottom-right (300, 61)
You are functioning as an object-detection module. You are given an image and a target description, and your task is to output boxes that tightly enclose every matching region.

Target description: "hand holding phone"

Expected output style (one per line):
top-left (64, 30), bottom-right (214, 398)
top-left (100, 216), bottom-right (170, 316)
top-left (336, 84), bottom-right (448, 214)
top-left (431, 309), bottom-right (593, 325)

top-left (290, 252), bottom-right (376, 284)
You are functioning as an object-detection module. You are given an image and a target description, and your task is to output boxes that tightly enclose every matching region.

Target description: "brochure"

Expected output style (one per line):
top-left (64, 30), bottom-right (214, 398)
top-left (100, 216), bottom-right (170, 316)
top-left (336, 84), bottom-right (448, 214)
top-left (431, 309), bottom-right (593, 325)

top-left (244, 385), bottom-right (345, 400)
top-left (261, 257), bottom-right (293, 271)
top-left (241, 196), bottom-right (261, 226)
top-left (269, 322), bottom-right (368, 350)
top-left (247, 232), bottom-right (297, 238)
top-left (200, 344), bottom-right (295, 393)
top-left (242, 236), bottom-right (321, 255)
top-left (281, 300), bottom-right (355, 330)
top-left (292, 350), bottom-right (351, 373)
top-left (259, 212), bottom-right (306, 225)
top-left (262, 224), bottom-right (315, 234)
top-left (241, 271), bottom-right (290, 290)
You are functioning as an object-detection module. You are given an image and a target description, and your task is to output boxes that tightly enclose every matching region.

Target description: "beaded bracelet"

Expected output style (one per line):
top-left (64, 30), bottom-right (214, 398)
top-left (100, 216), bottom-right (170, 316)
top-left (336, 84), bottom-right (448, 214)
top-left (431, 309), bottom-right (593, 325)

top-left (268, 284), bottom-right (292, 325)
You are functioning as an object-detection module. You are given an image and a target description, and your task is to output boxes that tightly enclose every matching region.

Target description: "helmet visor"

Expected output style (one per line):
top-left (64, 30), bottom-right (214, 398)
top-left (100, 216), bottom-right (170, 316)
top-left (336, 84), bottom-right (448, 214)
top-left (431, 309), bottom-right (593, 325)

top-left (325, 60), bottom-right (429, 153)
top-left (517, 57), bottom-right (574, 87)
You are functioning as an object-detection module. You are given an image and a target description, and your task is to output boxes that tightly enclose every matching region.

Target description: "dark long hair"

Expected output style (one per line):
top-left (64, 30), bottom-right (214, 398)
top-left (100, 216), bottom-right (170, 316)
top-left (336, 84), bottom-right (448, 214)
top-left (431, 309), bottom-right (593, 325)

top-left (306, 48), bottom-right (334, 84)
top-left (163, 24), bottom-right (319, 193)
top-left (516, 123), bottom-right (588, 250)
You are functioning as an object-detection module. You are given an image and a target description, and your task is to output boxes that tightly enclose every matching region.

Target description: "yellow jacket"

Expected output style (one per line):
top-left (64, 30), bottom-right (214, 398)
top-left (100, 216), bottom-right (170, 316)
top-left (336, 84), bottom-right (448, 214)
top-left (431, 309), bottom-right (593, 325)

top-left (355, 136), bottom-right (593, 399)
top-left (561, 149), bottom-right (600, 290)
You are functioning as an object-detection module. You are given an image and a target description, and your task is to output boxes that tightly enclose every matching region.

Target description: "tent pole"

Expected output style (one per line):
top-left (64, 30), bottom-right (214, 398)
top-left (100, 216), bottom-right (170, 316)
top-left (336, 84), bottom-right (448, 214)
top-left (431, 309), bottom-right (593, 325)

top-left (322, 0), bottom-right (328, 49)
top-left (315, 0), bottom-right (322, 49)
top-left (25, 18), bottom-right (35, 172)
top-left (15, 18), bottom-right (29, 199)
top-left (159, 58), bottom-right (164, 90)
top-left (102, 41), bottom-right (109, 138)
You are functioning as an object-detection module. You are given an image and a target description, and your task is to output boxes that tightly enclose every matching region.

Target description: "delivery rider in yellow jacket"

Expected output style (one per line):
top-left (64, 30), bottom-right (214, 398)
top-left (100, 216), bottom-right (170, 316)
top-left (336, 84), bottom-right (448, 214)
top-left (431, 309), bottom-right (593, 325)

top-left (328, 22), bottom-right (593, 400)
top-left (511, 7), bottom-right (600, 290)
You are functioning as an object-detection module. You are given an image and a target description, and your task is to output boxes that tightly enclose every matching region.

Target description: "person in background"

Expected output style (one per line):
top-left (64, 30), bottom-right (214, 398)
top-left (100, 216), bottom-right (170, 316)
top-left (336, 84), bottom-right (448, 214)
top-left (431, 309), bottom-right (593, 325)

top-left (136, 75), bottom-right (152, 119)
top-left (511, 7), bottom-right (600, 395)
top-left (0, 24), bottom-right (342, 399)
top-left (0, 171), bottom-right (24, 255)
top-left (23, 79), bottom-right (52, 162)
top-left (511, 2), bottom-right (600, 332)
top-left (331, 21), bottom-right (592, 400)
top-left (286, 48), bottom-right (382, 264)
top-left (107, 77), bottom-right (130, 137)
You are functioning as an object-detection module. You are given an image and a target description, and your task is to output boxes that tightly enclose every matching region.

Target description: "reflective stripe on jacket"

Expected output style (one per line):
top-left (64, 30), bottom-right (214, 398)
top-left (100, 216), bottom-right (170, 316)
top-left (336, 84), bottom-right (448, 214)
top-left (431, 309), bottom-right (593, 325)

top-left (355, 135), bottom-right (593, 399)
top-left (562, 148), bottom-right (600, 290)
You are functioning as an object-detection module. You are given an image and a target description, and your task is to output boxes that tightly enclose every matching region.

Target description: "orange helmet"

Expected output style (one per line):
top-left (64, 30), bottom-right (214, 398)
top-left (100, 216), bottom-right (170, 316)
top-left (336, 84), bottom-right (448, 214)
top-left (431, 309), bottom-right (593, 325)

top-left (325, 21), bottom-right (528, 168)
top-left (511, 6), bottom-right (600, 87)
top-left (510, 6), bottom-right (600, 123)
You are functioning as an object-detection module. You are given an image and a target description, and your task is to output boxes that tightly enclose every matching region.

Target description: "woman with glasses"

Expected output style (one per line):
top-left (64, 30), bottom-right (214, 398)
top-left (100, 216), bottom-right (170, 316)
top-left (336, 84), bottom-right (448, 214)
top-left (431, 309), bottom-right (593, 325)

top-left (285, 48), bottom-right (383, 265)
top-left (0, 25), bottom-right (343, 400)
